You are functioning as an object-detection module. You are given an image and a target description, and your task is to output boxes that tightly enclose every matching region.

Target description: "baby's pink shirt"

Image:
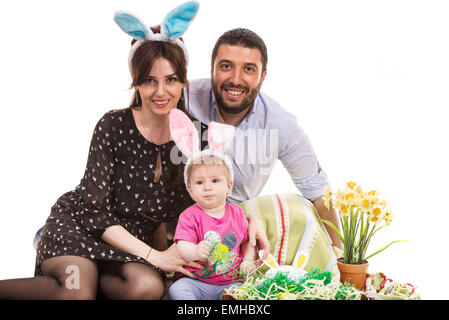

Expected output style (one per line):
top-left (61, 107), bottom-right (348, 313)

top-left (173, 202), bottom-right (249, 285)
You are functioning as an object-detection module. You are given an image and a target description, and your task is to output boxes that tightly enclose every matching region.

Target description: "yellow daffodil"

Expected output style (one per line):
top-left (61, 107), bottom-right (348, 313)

top-left (361, 198), bottom-right (371, 210)
top-left (339, 203), bottom-right (349, 215)
top-left (384, 209), bottom-right (394, 225)
top-left (334, 190), bottom-right (350, 215)
top-left (367, 191), bottom-right (380, 206)
top-left (345, 192), bottom-right (354, 201)
top-left (344, 191), bottom-right (359, 208)
top-left (335, 189), bottom-right (345, 204)
top-left (372, 206), bottom-right (382, 217)
top-left (369, 205), bottom-right (384, 224)
top-left (322, 186), bottom-right (333, 209)
top-left (346, 181), bottom-right (357, 190)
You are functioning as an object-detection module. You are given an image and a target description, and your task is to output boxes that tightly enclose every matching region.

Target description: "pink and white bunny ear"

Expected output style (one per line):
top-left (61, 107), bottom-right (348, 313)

top-left (208, 122), bottom-right (235, 153)
top-left (169, 109), bottom-right (199, 158)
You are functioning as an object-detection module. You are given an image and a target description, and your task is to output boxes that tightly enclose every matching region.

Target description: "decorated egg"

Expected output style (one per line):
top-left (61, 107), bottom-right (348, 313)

top-left (265, 268), bottom-right (278, 279)
top-left (204, 230), bottom-right (221, 243)
top-left (276, 265), bottom-right (296, 273)
top-left (287, 268), bottom-right (308, 283)
top-left (222, 232), bottom-right (237, 250)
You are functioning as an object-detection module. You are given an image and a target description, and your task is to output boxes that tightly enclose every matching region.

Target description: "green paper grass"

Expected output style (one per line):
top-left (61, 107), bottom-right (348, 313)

top-left (226, 267), bottom-right (363, 300)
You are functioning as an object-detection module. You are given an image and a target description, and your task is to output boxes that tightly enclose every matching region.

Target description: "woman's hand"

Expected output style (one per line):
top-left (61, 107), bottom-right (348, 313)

top-left (247, 215), bottom-right (270, 259)
top-left (101, 225), bottom-right (203, 277)
top-left (148, 243), bottom-right (204, 278)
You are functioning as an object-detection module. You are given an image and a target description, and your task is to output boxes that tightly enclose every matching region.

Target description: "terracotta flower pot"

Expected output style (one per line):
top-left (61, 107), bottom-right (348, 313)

top-left (337, 258), bottom-right (369, 290)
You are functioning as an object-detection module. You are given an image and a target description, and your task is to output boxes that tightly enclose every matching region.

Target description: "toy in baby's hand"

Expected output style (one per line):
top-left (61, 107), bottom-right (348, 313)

top-left (192, 231), bottom-right (240, 278)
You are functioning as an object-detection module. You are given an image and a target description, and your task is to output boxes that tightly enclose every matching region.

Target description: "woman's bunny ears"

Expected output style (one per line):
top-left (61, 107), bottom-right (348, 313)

top-left (169, 109), bottom-right (235, 185)
top-left (114, 1), bottom-right (200, 70)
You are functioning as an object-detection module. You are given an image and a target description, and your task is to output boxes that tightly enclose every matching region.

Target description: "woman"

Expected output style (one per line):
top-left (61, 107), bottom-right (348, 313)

top-left (0, 3), bottom-right (269, 300)
top-left (0, 4), bottom-right (206, 300)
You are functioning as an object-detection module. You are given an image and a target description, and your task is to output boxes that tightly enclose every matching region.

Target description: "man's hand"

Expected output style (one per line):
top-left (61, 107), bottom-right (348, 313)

top-left (247, 215), bottom-right (270, 259)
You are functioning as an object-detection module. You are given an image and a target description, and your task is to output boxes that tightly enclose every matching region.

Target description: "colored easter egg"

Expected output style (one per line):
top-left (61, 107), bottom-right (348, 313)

top-left (222, 232), bottom-right (237, 250)
top-left (204, 230), bottom-right (221, 243)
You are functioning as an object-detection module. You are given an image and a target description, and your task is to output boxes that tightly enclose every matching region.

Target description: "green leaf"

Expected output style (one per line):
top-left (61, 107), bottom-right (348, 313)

top-left (321, 219), bottom-right (344, 243)
top-left (363, 240), bottom-right (408, 261)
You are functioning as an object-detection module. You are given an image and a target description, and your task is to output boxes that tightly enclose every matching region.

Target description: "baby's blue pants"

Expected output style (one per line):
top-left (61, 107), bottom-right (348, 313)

top-left (167, 276), bottom-right (241, 300)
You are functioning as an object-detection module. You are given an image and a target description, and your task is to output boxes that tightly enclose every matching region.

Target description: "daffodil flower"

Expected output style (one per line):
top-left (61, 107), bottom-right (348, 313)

top-left (320, 181), bottom-right (404, 264)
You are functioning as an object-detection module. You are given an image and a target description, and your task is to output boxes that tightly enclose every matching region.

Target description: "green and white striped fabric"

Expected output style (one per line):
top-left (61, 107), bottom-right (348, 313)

top-left (239, 193), bottom-right (339, 275)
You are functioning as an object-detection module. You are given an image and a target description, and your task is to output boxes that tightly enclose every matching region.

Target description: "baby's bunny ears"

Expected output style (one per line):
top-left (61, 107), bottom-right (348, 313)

top-left (169, 109), bottom-right (200, 159)
top-left (169, 109), bottom-right (235, 185)
top-left (208, 122), bottom-right (235, 154)
top-left (169, 109), bottom-right (235, 158)
top-left (113, 1), bottom-right (200, 69)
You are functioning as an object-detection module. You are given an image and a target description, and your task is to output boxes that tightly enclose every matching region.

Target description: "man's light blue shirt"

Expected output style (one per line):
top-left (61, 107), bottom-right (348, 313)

top-left (185, 79), bottom-right (329, 204)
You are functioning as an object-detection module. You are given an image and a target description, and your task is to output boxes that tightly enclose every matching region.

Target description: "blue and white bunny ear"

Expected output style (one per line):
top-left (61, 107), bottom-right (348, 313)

top-left (161, 1), bottom-right (200, 39)
top-left (114, 11), bottom-right (151, 40)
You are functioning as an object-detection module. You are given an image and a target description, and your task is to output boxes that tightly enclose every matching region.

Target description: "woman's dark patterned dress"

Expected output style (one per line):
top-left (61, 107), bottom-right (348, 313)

top-left (35, 108), bottom-right (205, 277)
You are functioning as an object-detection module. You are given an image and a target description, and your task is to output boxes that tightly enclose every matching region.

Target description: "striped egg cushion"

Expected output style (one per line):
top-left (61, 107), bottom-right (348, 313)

top-left (238, 193), bottom-right (339, 274)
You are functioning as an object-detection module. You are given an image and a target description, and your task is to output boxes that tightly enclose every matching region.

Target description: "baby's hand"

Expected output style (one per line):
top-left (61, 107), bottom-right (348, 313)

top-left (195, 240), bottom-right (213, 261)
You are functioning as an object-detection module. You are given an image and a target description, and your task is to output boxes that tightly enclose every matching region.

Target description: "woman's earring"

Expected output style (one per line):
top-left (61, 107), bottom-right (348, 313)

top-left (136, 90), bottom-right (142, 105)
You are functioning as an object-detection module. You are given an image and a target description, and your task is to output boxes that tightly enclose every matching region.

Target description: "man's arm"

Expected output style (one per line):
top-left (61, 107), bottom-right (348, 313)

top-left (274, 110), bottom-right (342, 248)
top-left (312, 197), bottom-right (343, 249)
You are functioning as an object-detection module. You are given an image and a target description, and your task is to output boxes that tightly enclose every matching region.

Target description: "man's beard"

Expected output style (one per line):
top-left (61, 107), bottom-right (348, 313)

top-left (212, 80), bottom-right (262, 115)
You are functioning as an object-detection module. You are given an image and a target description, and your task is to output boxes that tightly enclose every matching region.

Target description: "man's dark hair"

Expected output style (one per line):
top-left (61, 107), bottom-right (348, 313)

top-left (211, 28), bottom-right (268, 73)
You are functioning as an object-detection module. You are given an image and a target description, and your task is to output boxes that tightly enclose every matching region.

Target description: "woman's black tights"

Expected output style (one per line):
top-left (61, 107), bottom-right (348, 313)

top-left (0, 256), bottom-right (165, 300)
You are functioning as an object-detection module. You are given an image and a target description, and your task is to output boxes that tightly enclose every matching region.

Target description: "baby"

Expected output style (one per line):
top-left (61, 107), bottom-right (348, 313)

top-left (167, 109), bottom-right (257, 300)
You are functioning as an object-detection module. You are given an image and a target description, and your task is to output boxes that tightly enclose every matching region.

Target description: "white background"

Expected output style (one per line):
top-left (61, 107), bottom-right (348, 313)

top-left (0, 0), bottom-right (448, 299)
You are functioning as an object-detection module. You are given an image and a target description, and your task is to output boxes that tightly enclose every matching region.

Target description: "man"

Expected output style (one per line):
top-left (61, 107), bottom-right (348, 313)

top-left (186, 28), bottom-right (343, 249)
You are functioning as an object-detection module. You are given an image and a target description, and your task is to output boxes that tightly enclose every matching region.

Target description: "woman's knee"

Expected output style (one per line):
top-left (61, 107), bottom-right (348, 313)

top-left (129, 276), bottom-right (164, 300)
top-left (41, 255), bottom-right (98, 300)
top-left (121, 263), bottom-right (165, 300)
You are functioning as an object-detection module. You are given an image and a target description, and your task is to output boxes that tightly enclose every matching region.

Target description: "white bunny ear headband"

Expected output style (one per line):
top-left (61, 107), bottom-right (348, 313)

top-left (169, 109), bottom-right (235, 186)
top-left (113, 1), bottom-right (200, 71)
